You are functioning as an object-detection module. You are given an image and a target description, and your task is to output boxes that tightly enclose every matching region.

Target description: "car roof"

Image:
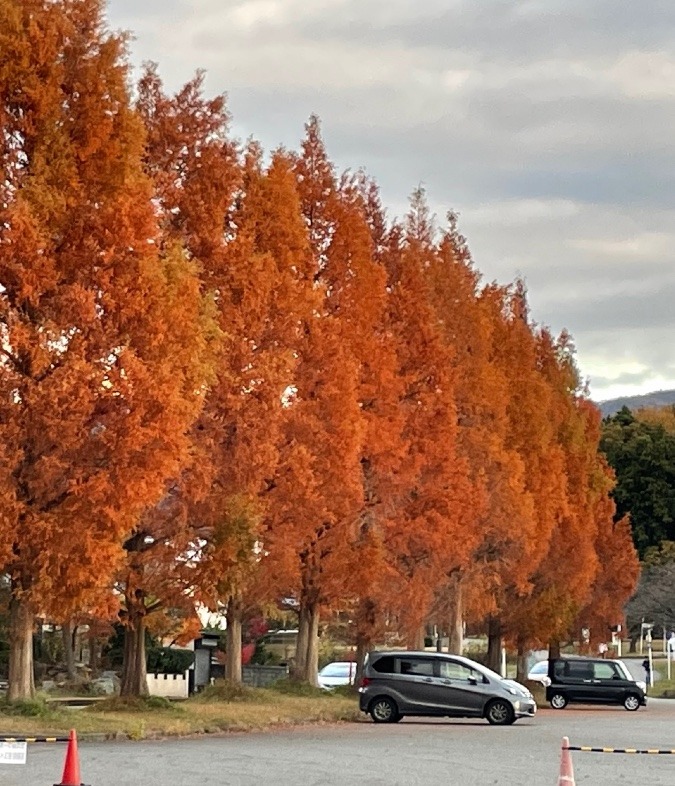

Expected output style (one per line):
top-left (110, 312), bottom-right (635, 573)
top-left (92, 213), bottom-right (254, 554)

top-left (367, 650), bottom-right (488, 668)
top-left (552, 656), bottom-right (622, 664)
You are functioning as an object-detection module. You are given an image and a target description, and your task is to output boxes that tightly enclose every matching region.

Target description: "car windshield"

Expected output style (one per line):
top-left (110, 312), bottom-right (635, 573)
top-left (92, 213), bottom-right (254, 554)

top-left (530, 662), bottom-right (547, 673)
top-left (320, 663), bottom-right (353, 677)
top-left (471, 662), bottom-right (504, 683)
top-left (615, 661), bottom-right (634, 681)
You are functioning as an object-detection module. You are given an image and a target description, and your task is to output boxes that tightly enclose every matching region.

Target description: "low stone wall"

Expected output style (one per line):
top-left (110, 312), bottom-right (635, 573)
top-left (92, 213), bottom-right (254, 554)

top-left (242, 664), bottom-right (289, 687)
top-left (146, 671), bottom-right (189, 699)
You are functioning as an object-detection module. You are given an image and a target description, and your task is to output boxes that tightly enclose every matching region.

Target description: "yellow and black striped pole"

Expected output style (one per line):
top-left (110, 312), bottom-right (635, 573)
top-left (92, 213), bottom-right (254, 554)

top-left (569, 744), bottom-right (675, 755)
top-left (0, 736), bottom-right (69, 743)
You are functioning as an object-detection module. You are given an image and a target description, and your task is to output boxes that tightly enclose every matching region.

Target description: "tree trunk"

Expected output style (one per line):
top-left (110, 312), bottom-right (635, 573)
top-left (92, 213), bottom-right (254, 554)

top-left (226, 596), bottom-right (243, 685)
top-left (304, 603), bottom-right (320, 686)
top-left (447, 577), bottom-right (464, 654)
top-left (354, 635), bottom-right (369, 687)
top-left (515, 639), bottom-right (528, 683)
top-left (354, 597), bottom-right (376, 686)
top-left (88, 629), bottom-right (100, 676)
top-left (486, 617), bottom-right (502, 672)
top-left (408, 625), bottom-right (425, 650)
top-left (8, 596), bottom-right (35, 702)
top-left (62, 620), bottom-right (77, 681)
top-left (120, 610), bottom-right (148, 697)
top-left (548, 638), bottom-right (561, 660)
top-left (292, 605), bottom-right (310, 682)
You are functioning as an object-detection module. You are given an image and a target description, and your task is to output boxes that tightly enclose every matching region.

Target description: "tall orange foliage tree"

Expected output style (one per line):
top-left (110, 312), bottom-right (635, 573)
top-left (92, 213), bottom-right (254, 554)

top-left (291, 121), bottom-right (408, 675)
top-left (425, 221), bottom-right (532, 655)
top-left (197, 148), bottom-right (321, 684)
top-left (377, 195), bottom-right (476, 647)
top-left (0, 0), bottom-right (212, 699)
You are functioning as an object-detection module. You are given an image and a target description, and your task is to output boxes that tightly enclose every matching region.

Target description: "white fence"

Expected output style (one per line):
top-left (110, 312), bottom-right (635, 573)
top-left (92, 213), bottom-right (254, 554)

top-left (146, 672), bottom-right (189, 699)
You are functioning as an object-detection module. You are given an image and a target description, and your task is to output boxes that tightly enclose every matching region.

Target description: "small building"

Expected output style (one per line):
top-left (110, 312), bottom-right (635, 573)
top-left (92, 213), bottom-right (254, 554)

top-left (190, 630), bottom-right (224, 693)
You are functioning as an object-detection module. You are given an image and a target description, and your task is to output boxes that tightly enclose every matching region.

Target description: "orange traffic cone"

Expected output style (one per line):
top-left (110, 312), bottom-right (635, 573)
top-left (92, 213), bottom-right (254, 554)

top-left (54, 729), bottom-right (88, 786)
top-left (558, 736), bottom-right (576, 785)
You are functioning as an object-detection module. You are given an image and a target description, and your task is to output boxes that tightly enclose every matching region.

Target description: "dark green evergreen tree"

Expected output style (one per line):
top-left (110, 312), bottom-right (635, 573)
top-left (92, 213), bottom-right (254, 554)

top-left (601, 407), bottom-right (675, 556)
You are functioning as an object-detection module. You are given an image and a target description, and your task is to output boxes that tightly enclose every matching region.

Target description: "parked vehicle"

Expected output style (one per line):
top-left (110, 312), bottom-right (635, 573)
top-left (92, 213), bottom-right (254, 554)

top-left (527, 660), bottom-right (551, 686)
top-left (358, 651), bottom-right (536, 725)
top-left (318, 661), bottom-right (357, 689)
top-left (546, 657), bottom-right (647, 711)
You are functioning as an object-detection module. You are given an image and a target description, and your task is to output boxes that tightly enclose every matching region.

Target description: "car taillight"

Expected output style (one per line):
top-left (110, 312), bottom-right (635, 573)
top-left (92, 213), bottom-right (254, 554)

top-left (360, 677), bottom-right (371, 688)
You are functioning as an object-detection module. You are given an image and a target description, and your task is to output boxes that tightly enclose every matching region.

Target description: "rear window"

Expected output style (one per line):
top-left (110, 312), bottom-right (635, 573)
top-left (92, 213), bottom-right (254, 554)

top-left (554, 660), bottom-right (594, 679)
top-left (529, 662), bottom-right (547, 674)
top-left (371, 656), bottom-right (396, 674)
top-left (398, 658), bottom-right (434, 677)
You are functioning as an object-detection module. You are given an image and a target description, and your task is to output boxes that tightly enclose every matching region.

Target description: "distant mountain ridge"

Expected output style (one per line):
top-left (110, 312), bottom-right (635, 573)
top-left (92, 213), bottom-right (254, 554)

top-left (598, 389), bottom-right (675, 418)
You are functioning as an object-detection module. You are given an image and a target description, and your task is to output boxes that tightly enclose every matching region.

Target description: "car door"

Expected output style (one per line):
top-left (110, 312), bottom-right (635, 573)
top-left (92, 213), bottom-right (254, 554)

top-left (589, 661), bottom-right (626, 704)
top-left (434, 658), bottom-right (487, 716)
top-left (395, 656), bottom-right (442, 713)
top-left (553, 660), bottom-right (595, 701)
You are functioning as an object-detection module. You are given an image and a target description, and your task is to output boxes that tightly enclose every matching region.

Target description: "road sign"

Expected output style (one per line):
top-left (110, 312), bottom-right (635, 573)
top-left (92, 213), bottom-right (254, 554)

top-left (0, 741), bottom-right (27, 765)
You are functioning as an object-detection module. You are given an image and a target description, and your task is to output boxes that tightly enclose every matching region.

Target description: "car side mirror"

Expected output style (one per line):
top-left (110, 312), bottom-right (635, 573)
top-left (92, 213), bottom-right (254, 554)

top-left (468, 677), bottom-right (478, 686)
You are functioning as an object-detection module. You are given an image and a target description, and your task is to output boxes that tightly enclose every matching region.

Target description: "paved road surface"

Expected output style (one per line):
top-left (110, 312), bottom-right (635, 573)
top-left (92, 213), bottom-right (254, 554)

top-left (3, 699), bottom-right (675, 785)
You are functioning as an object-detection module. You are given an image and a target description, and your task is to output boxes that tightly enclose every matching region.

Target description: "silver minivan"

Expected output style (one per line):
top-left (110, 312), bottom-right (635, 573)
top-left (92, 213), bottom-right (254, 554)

top-left (358, 650), bottom-right (537, 725)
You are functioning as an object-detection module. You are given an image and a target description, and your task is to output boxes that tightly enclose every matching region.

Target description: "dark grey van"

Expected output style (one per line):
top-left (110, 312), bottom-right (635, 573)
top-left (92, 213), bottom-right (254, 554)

top-left (358, 650), bottom-right (536, 725)
top-left (546, 657), bottom-right (647, 711)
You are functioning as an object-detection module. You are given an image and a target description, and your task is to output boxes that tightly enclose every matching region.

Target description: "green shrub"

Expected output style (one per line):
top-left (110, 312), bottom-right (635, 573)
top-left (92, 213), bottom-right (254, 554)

top-left (0, 696), bottom-right (56, 718)
top-left (329, 684), bottom-right (358, 698)
top-left (269, 679), bottom-right (327, 698)
top-left (92, 695), bottom-right (180, 713)
top-left (146, 647), bottom-right (194, 675)
top-left (193, 681), bottom-right (262, 703)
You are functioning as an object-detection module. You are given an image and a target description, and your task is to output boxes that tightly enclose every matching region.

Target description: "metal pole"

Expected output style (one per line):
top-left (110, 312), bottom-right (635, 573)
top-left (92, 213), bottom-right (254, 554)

top-left (668, 645), bottom-right (672, 681)
top-left (500, 646), bottom-right (507, 678)
top-left (648, 641), bottom-right (654, 688)
top-left (639, 618), bottom-right (644, 655)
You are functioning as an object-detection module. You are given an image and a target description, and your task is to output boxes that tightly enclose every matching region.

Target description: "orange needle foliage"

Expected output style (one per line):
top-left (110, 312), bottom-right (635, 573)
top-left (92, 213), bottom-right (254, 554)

top-left (377, 195), bottom-right (476, 647)
top-left (0, 0), bottom-right (213, 699)
top-left (0, 4), bottom-right (641, 697)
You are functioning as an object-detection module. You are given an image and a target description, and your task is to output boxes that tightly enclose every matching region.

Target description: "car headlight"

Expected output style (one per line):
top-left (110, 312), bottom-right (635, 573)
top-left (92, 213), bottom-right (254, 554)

top-left (636, 680), bottom-right (647, 692)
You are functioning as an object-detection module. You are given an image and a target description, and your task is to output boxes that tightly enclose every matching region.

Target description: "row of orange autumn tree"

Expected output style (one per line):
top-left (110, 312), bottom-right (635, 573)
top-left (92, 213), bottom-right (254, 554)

top-left (0, 0), bottom-right (640, 700)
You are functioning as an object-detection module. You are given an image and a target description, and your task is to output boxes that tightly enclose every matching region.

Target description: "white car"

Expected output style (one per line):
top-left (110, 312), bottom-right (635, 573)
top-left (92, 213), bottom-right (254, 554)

top-left (527, 660), bottom-right (551, 686)
top-left (317, 661), bottom-right (357, 689)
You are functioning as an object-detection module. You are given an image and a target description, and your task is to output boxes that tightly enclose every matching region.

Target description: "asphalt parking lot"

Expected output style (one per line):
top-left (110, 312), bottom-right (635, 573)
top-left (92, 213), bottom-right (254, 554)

top-left (4, 698), bottom-right (675, 786)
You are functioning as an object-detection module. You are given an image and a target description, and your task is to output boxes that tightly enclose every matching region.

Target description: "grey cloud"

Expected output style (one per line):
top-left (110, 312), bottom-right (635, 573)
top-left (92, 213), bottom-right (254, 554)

top-left (105, 0), bottom-right (675, 400)
top-left (288, 0), bottom-right (675, 63)
top-left (591, 370), bottom-right (666, 390)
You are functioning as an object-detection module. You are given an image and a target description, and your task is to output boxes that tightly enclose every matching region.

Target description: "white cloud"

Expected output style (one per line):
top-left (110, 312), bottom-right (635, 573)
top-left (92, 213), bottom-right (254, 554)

top-left (107, 0), bottom-right (675, 401)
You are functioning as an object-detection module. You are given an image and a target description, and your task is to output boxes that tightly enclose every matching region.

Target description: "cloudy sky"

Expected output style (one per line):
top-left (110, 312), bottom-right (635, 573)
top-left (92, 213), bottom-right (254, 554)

top-left (107, 0), bottom-right (675, 402)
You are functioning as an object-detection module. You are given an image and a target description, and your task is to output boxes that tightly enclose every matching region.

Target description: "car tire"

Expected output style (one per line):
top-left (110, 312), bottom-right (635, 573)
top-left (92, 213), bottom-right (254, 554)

top-left (549, 692), bottom-right (568, 710)
top-left (369, 696), bottom-right (400, 723)
top-left (485, 699), bottom-right (515, 725)
top-left (624, 693), bottom-right (641, 711)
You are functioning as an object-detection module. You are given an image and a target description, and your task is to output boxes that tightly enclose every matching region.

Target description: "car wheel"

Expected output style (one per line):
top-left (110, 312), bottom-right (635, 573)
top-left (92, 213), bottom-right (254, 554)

top-left (369, 696), bottom-right (399, 723)
top-left (624, 693), bottom-right (641, 711)
top-left (549, 692), bottom-right (568, 710)
top-left (485, 699), bottom-right (515, 725)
